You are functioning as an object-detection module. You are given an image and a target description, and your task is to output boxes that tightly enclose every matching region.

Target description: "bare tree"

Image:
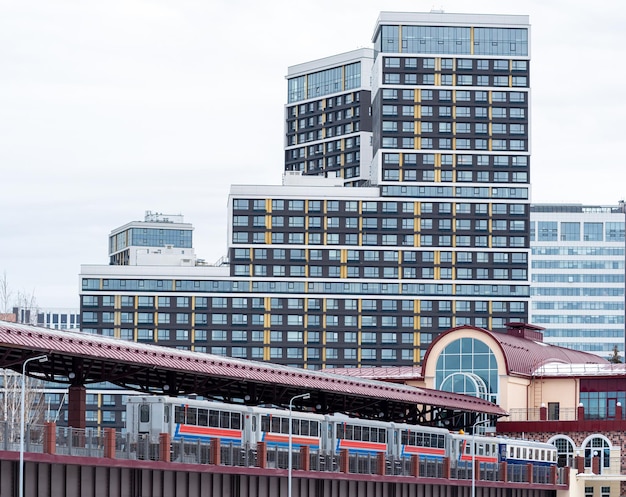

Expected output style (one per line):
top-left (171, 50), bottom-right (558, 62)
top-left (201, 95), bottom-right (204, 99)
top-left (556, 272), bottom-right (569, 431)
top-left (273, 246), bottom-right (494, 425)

top-left (0, 274), bottom-right (46, 443)
top-left (14, 288), bottom-right (40, 326)
top-left (0, 370), bottom-right (46, 443)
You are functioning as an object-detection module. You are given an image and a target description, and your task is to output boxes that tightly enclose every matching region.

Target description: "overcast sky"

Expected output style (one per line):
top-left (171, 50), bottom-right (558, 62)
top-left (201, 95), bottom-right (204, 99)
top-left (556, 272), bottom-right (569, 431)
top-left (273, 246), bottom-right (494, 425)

top-left (1, 0), bottom-right (625, 310)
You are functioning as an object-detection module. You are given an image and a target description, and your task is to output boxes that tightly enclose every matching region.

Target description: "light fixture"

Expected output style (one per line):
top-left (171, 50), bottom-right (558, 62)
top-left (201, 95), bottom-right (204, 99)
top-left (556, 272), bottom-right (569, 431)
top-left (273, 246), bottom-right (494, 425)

top-left (288, 393), bottom-right (310, 497)
top-left (20, 355), bottom-right (48, 497)
top-left (471, 417), bottom-right (491, 497)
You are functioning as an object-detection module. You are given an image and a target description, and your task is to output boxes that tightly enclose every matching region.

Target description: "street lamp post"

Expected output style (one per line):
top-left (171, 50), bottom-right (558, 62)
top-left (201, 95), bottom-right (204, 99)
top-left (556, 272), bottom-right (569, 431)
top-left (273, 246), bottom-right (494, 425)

top-left (19, 354), bottom-right (48, 497)
top-left (288, 392), bottom-right (310, 497)
top-left (471, 417), bottom-right (491, 497)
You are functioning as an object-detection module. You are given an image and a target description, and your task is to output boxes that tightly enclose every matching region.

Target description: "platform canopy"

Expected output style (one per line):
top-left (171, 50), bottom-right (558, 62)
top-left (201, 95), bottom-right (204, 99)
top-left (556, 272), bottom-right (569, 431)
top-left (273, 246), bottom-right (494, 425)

top-left (0, 321), bottom-right (507, 428)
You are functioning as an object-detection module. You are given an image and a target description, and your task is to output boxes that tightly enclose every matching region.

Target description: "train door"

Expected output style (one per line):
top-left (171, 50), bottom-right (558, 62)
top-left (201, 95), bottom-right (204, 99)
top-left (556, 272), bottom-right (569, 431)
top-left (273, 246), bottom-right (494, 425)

top-left (137, 399), bottom-right (168, 439)
top-left (138, 403), bottom-right (151, 433)
top-left (499, 443), bottom-right (507, 463)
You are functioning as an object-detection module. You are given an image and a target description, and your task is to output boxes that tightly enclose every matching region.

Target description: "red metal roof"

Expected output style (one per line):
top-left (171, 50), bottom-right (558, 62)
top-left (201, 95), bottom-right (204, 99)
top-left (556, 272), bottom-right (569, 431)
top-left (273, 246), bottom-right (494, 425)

top-left (0, 321), bottom-right (507, 419)
top-left (328, 366), bottom-right (423, 382)
top-left (424, 325), bottom-right (609, 377)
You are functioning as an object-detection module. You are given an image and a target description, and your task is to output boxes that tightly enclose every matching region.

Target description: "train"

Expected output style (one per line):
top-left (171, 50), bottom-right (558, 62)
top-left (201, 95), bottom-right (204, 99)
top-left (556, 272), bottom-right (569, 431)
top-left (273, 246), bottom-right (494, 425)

top-left (126, 395), bottom-right (558, 467)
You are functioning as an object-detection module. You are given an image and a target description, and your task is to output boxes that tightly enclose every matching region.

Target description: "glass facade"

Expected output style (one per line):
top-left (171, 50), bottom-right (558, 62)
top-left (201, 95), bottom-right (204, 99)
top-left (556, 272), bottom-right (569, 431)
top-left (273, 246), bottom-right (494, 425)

top-left (530, 205), bottom-right (626, 357)
top-left (375, 25), bottom-right (527, 56)
top-left (435, 337), bottom-right (499, 404)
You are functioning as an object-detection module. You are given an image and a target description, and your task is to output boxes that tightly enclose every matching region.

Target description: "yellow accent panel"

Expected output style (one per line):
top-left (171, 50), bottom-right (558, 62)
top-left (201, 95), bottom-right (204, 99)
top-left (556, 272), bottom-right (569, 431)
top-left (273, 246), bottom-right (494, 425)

top-left (435, 73), bottom-right (441, 85)
top-left (265, 232), bottom-right (271, 244)
top-left (264, 346), bottom-right (270, 361)
top-left (470, 28), bottom-right (474, 55)
top-left (340, 249), bottom-right (347, 263)
top-left (341, 266), bottom-right (347, 278)
top-left (435, 267), bottom-right (440, 279)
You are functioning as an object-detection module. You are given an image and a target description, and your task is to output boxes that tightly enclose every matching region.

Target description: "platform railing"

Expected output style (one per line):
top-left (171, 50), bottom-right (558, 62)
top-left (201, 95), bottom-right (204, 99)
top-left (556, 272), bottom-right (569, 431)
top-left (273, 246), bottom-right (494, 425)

top-left (0, 420), bottom-right (568, 485)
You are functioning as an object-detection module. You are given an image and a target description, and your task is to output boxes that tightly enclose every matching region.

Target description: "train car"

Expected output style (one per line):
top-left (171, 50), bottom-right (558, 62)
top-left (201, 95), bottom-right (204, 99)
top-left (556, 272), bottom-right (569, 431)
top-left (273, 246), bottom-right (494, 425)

top-left (251, 404), bottom-right (324, 451)
top-left (127, 396), bottom-right (252, 446)
top-left (325, 414), bottom-right (394, 455)
top-left (502, 438), bottom-right (558, 467)
top-left (394, 422), bottom-right (449, 460)
top-left (448, 432), bottom-right (558, 469)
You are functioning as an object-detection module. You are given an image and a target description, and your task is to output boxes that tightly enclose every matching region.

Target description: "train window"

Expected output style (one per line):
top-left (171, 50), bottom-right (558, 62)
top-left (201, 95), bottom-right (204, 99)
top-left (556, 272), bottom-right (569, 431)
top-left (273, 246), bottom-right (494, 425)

top-left (299, 421), bottom-right (308, 436)
top-left (509, 446), bottom-right (514, 458)
top-left (485, 444), bottom-right (490, 456)
top-left (362, 428), bottom-right (370, 442)
top-left (516, 447), bottom-right (521, 458)
top-left (174, 406), bottom-right (185, 424)
top-left (164, 405), bottom-right (170, 424)
top-left (311, 422), bottom-right (319, 437)
top-left (231, 413), bottom-right (241, 430)
top-left (209, 410), bottom-right (219, 427)
top-left (271, 417), bottom-right (281, 433)
top-left (261, 416), bottom-right (270, 432)
top-left (140, 405), bottom-right (150, 423)
top-left (187, 408), bottom-right (197, 425)
top-left (292, 419), bottom-right (300, 435)
top-left (197, 409), bottom-right (208, 427)
top-left (336, 424), bottom-right (344, 439)
top-left (281, 417), bottom-right (289, 434)
top-left (523, 448), bottom-right (527, 459)
top-left (465, 442), bottom-right (471, 455)
top-left (220, 411), bottom-right (230, 428)
top-left (354, 426), bottom-right (362, 440)
top-left (478, 444), bottom-right (484, 456)
top-left (252, 416), bottom-right (257, 431)
top-left (540, 450), bottom-right (545, 461)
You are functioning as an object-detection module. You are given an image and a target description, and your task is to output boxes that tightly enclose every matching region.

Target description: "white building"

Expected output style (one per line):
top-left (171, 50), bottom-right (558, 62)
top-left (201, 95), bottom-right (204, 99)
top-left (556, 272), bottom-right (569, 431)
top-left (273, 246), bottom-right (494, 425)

top-left (530, 203), bottom-right (626, 357)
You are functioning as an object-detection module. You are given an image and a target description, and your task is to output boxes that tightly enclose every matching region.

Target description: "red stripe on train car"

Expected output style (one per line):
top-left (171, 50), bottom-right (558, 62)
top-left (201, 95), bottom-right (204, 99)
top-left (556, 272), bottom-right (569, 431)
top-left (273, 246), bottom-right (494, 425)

top-left (339, 440), bottom-right (387, 452)
top-left (263, 433), bottom-right (320, 446)
top-left (178, 425), bottom-right (242, 439)
top-left (403, 446), bottom-right (446, 456)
